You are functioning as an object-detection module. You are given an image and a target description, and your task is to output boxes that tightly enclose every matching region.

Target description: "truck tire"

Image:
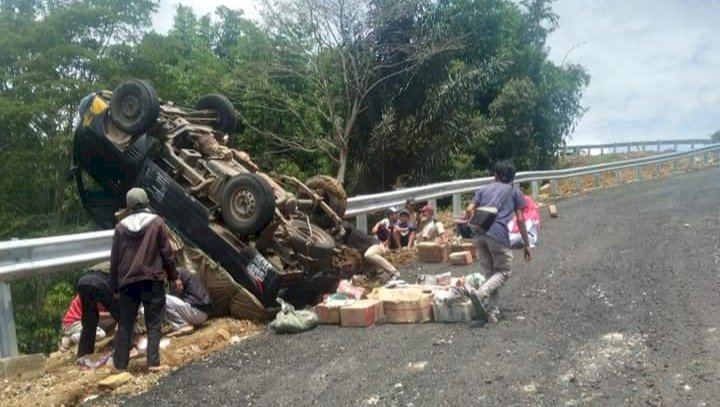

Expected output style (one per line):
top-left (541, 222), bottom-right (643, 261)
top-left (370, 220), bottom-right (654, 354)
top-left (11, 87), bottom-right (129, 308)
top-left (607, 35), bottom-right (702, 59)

top-left (303, 175), bottom-right (347, 228)
top-left (195, 94), bottom-right (238, 134)
top-left (285, 219), bottom-right (335, 259)
top-left (109, 80), bottom-right (160, 136)
top-left (221, 173), bottom-right (276, 236)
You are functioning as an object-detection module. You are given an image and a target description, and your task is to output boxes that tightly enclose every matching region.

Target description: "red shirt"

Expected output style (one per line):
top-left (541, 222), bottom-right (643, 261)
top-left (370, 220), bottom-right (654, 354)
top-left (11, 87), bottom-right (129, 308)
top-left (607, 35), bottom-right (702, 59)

top-left (62, 294), bottom-right (107, 327)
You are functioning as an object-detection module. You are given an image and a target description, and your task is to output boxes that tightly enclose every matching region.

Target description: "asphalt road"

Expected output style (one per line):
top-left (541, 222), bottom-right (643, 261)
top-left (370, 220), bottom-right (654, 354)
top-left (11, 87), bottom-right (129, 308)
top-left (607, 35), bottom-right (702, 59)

top-left (107, 167), bottom-right (720, 407)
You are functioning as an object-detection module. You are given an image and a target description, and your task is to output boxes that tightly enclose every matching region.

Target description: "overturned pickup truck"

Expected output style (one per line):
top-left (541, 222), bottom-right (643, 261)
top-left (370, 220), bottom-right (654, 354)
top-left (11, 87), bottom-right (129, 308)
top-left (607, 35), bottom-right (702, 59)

top-left (72, 80), bottom-right (364, 308)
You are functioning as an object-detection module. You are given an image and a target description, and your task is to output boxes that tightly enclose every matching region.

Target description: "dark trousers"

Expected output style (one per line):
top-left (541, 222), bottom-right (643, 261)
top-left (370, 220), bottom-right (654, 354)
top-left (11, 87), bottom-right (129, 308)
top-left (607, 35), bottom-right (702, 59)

top-left (113, 280), bottom-right (166, 369)
top-left (77, 285), bottom-right (120, 358)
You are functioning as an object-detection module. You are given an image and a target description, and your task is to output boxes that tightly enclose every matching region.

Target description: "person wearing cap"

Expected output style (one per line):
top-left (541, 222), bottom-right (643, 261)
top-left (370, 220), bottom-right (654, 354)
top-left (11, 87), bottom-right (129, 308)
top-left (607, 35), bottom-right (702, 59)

top-left (110, 187), bottom-right (180, 373)
top-left (371, 207), bottom-right (399, 247)
top-left (392, 210), bottom-right (416, 249)
top-left (416, 205), bottom-right (446, 243)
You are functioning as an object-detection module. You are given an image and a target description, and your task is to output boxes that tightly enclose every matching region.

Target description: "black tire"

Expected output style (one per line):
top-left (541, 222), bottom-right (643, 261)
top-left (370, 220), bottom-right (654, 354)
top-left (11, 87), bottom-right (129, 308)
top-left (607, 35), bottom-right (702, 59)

top-left (302, 175), bottom-right (347, 228)
top-left (195, 94), bottom-right (238, 134)
top-left (286, 219), bottom-right (336, 259)
top-left (221, 174), bottom-right (276, 236)
top-left (109, 80), bottom-right (160, 136)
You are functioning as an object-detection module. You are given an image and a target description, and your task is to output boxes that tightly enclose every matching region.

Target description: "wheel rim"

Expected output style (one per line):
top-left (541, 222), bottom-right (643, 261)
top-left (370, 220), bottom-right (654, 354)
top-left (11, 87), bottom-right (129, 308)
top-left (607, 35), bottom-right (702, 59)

top-left (121, 95), bottom-right (141, 119)
top-left (230, 188), bottom-right (257, 220)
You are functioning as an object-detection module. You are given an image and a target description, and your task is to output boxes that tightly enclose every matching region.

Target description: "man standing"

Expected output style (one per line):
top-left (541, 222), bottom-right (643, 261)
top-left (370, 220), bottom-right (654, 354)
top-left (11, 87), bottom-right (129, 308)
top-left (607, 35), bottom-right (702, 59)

top-left (465, 161), bottom-right (531, 323)
top-left (111, 188), bottom-right (180, 372)
top-left (164, 268), bottom-right (212, 337)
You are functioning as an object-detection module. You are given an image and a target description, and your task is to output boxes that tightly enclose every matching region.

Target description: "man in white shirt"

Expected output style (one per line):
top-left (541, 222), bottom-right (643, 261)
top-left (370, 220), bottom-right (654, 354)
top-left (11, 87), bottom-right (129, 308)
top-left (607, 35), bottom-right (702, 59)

top-left (417, 205), bottom-right (446, 243)
top-left (371, 207), bottom-right (399, 247)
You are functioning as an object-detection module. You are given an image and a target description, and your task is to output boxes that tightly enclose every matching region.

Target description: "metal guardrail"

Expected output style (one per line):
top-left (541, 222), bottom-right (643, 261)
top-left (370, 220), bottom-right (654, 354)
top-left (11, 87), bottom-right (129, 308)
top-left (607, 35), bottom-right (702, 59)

top-left (0, 142), bottom-right (719, 357)
top-left (563, 138), bottom-right (710, 155)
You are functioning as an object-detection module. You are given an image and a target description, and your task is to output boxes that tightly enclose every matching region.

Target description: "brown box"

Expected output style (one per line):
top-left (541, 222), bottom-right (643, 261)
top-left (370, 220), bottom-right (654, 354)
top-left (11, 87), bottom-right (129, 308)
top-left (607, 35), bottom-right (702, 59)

top-left (449, 251), bottom-right (473, 266)
top-left (417, 242), bottom-right (449, 263)
top-left (451, 242), bottom-right (477, 260)
top-left (370, 287), bottom-right (433, 323)
top-left (316, 303), bottom-right (342, 324)
top-left (548, 204), bottom-right (558, 218)
top-left (340, 299), bottom-right (384, 327)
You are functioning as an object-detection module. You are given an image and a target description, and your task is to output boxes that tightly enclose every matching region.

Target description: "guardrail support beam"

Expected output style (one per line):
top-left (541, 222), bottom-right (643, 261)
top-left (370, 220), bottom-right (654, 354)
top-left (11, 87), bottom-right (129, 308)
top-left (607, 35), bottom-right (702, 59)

top-left (574, 177), bottom-right (582, 193)
top-left (452, 194), bottom-right (463, 217)
top-left (0, 282), bottom-right (18, 358)
top-left (356, 214), bottom-right (368, 234)
top-left (703, 152), bottom-right (709, 165)
top-left (655, 163), bottom-right (661, 177)
top-left (593, 173), bottom-right (600, 188)
top-left (657, 140), bottom-right (662, 152)
top-left (550, 180), bottom-right (558, 196)
top-left (615, 170), bottom-right (622, 184)
top-left (672, 159), bottom-right (678, 172)
top-left (531, 181), bottom-right (539, 199)
top-left (428, 199), bottom-right (437, 211)
top-left (635, 165), bottom-right (642, 181)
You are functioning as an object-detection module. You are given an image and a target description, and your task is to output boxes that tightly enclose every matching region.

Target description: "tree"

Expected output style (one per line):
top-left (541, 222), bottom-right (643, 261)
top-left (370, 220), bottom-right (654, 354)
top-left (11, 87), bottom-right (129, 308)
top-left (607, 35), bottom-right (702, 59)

top-left (235, 0), bottom-right (455, 183)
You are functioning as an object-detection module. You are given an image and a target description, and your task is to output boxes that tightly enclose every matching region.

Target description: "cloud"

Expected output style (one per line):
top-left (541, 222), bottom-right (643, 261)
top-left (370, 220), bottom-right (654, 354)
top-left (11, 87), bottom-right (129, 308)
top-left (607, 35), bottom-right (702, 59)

top-left (546, 0), bottom-right (720, 144)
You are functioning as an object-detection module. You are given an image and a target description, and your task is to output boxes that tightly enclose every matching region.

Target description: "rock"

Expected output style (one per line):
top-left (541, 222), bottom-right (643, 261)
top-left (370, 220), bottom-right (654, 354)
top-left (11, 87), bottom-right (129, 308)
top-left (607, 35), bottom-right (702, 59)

top-left (218, 328), bottom-right (232, 341)
top-left (0, 354), bottom-right (46, 381)
top-left (230, 336), bottom-right (242, 344)
top-left (98, 372), bottom-right (133, 390)
top-left (548, 204), bottom-right (559, 218)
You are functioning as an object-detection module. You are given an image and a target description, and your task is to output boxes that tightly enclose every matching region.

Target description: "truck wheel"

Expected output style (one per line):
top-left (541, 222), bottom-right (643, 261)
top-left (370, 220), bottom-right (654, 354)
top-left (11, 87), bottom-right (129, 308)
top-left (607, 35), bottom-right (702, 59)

top-left (109, 80), bottom-right (160, 136)
top-left (303, 175), bottom-right (347, 228)
top-left (285, 219), bottom-right (335, 259)
top-left (221, 174), bottom-right (276, 236)
top-left (195, 94), bottom-right (238, 134)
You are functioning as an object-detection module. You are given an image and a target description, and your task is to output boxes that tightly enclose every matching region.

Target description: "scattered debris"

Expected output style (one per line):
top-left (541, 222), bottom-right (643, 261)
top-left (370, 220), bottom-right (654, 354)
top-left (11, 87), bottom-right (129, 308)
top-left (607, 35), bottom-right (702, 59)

top-left (98, 372), bottom-right (133, 390)
top-left (407, 361), bottom-right (428, 371)
top-left (548, 204), bottom-right (559, 218)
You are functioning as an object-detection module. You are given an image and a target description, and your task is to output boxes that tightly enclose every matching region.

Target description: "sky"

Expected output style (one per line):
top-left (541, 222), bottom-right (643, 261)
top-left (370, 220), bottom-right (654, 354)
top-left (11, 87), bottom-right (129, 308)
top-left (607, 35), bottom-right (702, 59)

top-left (153, 0), bottom-right (720, 145)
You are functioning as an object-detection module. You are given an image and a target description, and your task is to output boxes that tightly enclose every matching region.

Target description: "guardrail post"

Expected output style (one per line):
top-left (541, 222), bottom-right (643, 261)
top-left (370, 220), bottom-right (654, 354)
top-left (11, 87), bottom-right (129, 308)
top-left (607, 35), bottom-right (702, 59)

top-left (550, 180), bottom-right (558, 196)
top-left (655, 163), bottom-right (661, 177)
top-left (452, 194), bottom-right (463, 217)
top-left (615, 170), bottom-right (622, 184)
top-left (703, 152), bottom-right (709, 165)
top-left (600, 147), bottom-right (604, 156)
top-left (0, 282), bottom-right (19, 358)
top-left (428, 199), bottom-right (437, 211)
top-left (657, 140), bottom-right (661, 152)
top-left (593, 173), bottom-right (600, 188)
top-left (531, 181), bottom-right (539, 199)
top-left (672, 159), bottom-right (678, 172)
top-left (635, 165), bottom-right (642, 181)
top-left (356, 214), bottom-right (368, 234)
top-left (689, 154), bottom-right (694, 169)
top-left (574, 177), bottom-right (581, 193)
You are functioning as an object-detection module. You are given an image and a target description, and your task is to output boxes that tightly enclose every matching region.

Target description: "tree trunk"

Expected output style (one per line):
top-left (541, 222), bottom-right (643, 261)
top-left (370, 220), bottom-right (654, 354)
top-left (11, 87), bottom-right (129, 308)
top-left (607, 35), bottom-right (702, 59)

top-left (336, 146), bottom-right (348, 184)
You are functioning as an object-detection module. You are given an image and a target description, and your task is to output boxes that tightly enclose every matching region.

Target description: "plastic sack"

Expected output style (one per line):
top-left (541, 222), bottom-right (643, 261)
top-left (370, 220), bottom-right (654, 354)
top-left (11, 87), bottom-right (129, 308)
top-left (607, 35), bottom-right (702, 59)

top-left (269, 298), bottom-right (319, 334)
top-left (508, 195), bottom-right (540, 249)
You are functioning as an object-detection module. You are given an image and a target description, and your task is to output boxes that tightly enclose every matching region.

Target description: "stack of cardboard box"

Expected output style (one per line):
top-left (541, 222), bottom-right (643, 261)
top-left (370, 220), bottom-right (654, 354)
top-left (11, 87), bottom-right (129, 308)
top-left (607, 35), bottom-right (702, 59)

top-left (417, 242), bottom-right (449, 263)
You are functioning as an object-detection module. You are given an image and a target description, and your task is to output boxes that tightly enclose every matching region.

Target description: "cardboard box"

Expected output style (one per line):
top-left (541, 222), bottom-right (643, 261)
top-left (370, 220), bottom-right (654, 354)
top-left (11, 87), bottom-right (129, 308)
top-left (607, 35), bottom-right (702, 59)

top-left (451, 242), bottom-right (477, 260)
top-left (449, 251), bottom-right (473, 266)
top-left (433, 299), bottom-right (476, 322)
top-left (340, 299), bottom-right (384, 327)
top-left (316, 303), bottom-right (342, 324)
top-left (417, 242), bottom-right (449, 263)
top-left (370, 287), bottom-right (432, 323)
top-left (548, 204), bottom-right (558, 218)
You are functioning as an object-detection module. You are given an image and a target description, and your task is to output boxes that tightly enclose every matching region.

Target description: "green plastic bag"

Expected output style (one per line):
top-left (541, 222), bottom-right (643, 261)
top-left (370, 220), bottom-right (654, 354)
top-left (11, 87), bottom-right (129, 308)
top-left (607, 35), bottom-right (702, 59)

top-left (269, 298), bottom-right (319, 334)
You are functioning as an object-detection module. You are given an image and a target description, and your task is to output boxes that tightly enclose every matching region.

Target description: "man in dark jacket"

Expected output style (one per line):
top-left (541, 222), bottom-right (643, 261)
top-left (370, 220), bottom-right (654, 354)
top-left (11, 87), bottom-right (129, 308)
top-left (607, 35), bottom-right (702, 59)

top-left (111, 187), bottom-right (180, 372)
top-left (74, 267), bottom-right (121, 358)
top-left (164, 268), bottom-right (212, 337)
